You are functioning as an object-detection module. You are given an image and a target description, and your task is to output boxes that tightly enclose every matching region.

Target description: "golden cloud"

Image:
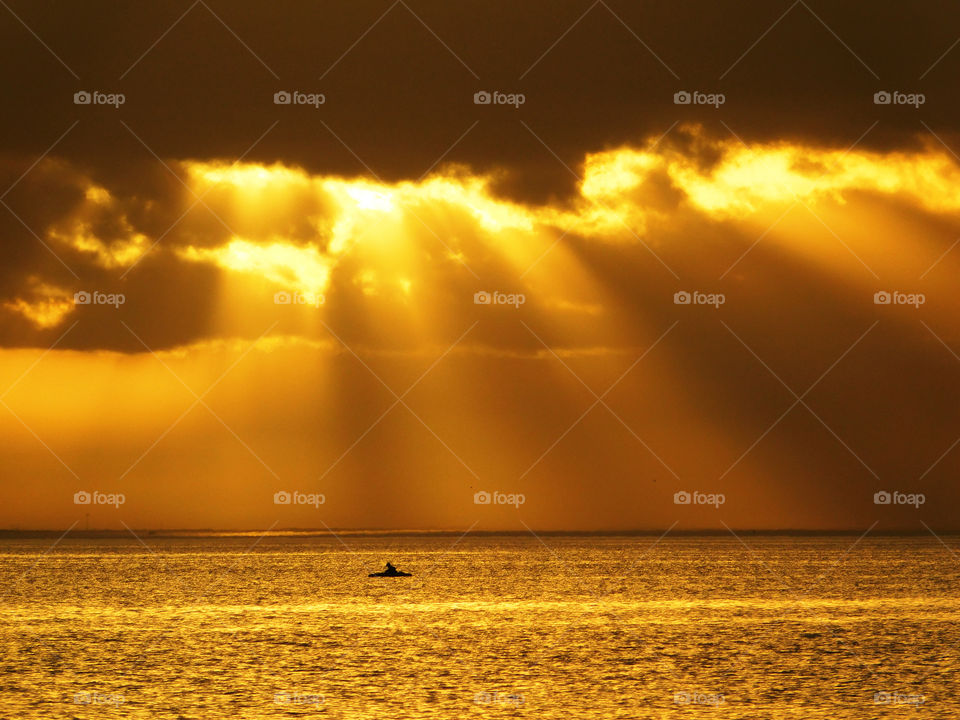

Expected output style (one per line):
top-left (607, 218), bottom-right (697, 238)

top-left (48, 185), bottom-right (151, 268)
top-left (3, 279), bottom-right (74, 329)
top-left (9, 127), bottom-right (960, 337)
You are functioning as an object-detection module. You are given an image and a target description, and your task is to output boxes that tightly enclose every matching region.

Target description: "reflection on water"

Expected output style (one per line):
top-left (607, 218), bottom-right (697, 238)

top-left (1, 535), bottom-right (958, 718)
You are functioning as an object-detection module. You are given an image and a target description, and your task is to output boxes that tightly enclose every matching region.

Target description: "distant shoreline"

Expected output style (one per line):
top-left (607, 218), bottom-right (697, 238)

top-left (0, 528), bottom-right (953, 539)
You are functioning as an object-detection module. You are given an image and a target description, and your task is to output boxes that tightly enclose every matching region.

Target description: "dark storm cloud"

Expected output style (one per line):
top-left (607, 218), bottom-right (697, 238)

top-left (0, 151), bottom-right (229, 350)
top-left (0, 0), bottom-right (959, 200)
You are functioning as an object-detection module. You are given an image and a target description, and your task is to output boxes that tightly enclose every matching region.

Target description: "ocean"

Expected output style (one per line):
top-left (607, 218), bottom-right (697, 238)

top-left (1, 534), bottom-right (957, 718)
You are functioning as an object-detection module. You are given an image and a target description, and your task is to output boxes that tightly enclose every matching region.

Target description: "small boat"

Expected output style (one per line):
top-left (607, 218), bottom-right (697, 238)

top-left (368, 562), bottom-right (411, 577)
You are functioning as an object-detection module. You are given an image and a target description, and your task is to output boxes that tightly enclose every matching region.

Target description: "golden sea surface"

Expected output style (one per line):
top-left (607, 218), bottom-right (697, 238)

top-left (2, 535), bottom-right (958, 719)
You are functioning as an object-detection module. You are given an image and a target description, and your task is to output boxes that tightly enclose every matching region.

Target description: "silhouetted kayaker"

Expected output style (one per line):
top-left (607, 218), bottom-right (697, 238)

top-left (368, 561), bottom-right (411, 577)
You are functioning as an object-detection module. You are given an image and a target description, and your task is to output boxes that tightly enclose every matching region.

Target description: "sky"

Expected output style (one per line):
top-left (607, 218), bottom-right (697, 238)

top-left (1, 1), bottom-right (960, 531)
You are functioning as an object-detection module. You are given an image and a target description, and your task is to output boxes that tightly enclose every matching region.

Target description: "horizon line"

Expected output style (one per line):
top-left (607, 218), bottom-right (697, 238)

top-left (0, 527), bottom-right (953, 538)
